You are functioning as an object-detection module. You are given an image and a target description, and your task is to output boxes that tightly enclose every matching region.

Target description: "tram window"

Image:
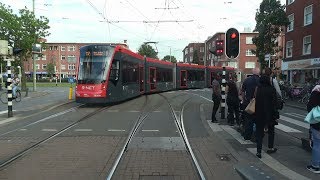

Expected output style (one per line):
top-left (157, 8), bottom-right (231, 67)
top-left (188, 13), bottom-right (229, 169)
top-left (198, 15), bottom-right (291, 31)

top-left (109, 60), bottom-right (119, 81)
top-left (122, 61), bottom-right (138, 84)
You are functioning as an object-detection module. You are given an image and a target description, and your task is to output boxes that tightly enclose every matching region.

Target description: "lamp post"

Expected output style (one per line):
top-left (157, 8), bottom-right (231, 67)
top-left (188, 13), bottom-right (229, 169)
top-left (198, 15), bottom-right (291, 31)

top-left (32, 44), bottom-right (41, 91)
top-left (17, 66), bottom-right (21, 87)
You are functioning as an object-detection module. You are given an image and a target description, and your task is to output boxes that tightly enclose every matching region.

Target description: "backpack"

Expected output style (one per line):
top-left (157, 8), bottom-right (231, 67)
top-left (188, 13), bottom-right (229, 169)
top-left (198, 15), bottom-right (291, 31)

top-left (271, 78), bottom-right (284, 110)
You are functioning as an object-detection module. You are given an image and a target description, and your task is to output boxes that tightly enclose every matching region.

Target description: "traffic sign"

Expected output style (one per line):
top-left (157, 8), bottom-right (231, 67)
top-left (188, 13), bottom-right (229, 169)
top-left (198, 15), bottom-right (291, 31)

top-left (265, 54), bottom-right (270, 61)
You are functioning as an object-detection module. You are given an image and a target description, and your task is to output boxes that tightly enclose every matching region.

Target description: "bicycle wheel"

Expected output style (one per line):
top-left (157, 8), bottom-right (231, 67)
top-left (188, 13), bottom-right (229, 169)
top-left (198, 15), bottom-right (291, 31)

top-left (15, 91), bottom-right (21, 102)
top-left (0, 92), bottom-right (8, 104)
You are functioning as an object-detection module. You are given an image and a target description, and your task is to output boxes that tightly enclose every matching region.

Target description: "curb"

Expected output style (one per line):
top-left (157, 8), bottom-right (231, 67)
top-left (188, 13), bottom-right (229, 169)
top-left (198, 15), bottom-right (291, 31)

top-left (234, 164), bottom-right (276, 180)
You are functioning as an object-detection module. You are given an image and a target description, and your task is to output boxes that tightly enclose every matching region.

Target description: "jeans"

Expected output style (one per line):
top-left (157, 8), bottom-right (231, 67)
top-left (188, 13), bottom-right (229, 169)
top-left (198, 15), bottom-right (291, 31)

top-left (311, 128), bottom-right (320, 168)
top-left (227, 103), bottom-right (239, 125)
top-left (212, 95), bottom-right (221, 121)
top-left (12, 85), bottom-right (17, 97)
top-left (243, 112), bottom-right (255, 140)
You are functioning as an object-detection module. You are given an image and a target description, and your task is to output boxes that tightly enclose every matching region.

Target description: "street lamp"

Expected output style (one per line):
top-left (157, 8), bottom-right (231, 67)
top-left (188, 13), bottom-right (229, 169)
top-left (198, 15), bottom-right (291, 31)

top-left (17, 66), bottom-right (21, 87)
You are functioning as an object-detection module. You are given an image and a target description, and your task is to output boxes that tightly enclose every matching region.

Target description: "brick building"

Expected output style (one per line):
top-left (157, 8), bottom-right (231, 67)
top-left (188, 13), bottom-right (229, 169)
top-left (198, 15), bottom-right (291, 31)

top-left (182, 43), bottom-right (205, 64)
top-left (282, 0), bottom-right (320, 84)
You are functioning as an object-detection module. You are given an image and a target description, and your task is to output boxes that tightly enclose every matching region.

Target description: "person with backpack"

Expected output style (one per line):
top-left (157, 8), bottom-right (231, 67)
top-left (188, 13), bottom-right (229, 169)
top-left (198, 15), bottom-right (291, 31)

top-left (226, 77), bottom-right (240, 126)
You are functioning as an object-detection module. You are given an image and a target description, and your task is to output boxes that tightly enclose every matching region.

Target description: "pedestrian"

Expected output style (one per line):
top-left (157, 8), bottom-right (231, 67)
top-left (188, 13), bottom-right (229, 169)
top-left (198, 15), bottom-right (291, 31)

top-left (11, 74), bottom-right (20, 98)
top-left (227, 77), bottom-right (240, 126)
top-left (211, 73), bottom-right (221, 123)
top-left (306, 84), bottom-right (320, 173)
top-left (241, 68), bottom-right (260, 140)
top-left (263, 67), bottom-right (283, 110)
top-left (255, 74), bottom-right (278, 158)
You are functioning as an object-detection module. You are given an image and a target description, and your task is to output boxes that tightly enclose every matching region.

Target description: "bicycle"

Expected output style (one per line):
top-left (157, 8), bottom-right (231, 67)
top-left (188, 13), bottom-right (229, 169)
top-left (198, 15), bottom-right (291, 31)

top-left (0, 89), bottom-right (21, 104)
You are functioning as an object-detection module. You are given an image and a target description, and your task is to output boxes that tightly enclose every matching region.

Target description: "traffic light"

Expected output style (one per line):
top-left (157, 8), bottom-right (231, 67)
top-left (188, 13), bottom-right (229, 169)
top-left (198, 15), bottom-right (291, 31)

top-left (215, 40), bottom-right (224, 56)
top-left (209, 40), bottom-right (224, 56)
top-left (225, 28), bottom-right (239, 59)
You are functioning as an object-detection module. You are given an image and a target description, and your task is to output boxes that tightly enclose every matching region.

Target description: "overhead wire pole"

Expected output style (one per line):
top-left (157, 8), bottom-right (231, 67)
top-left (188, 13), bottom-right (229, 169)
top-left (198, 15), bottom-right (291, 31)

top-left (32, 0), bottom-right (37, 91)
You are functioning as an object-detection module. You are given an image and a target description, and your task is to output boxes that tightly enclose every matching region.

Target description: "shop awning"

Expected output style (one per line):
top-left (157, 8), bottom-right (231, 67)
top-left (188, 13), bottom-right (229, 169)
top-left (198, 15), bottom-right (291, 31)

top-left (304, 64), bottom-right (320, 69)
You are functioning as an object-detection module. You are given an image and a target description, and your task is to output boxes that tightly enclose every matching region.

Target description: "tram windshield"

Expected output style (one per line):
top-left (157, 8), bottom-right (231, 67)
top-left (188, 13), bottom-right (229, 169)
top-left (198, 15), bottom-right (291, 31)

top-left (78, 45), bottom-right (115, 84)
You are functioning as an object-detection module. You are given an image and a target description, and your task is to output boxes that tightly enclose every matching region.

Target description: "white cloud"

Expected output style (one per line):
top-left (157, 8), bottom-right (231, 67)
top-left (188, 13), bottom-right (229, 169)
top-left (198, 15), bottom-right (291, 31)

top-left (0, 0), bottom-right (287, 60)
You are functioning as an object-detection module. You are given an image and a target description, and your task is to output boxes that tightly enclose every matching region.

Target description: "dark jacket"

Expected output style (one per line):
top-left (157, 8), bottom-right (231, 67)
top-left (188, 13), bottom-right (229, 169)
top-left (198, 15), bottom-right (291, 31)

top-left (227, 81), bottom-right (240, 107)
top-left (307, 91), bottom-right (320, 131)
top-left (242, 74), bottom-right (259, 105)
top-left (255, 75), bottom-right (278, 126)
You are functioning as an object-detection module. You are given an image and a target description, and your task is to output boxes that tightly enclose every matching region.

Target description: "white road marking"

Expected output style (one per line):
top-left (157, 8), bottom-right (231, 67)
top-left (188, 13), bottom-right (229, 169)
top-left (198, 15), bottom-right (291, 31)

top-left (0, 110), bottom-right (16, 115)
top-left (0, 117), bottom-right (18, 125)
top-left (107, 110), bottom-right (119, 112)
top-left (153, 110), bottom-right (161, 112)
top-left (284, 113), bottom-right (304, 119)
top-left (108, 129), bottom-right (125, 132)
top-left (276, 123), bottom-right (302, 133)
top-left (220, 125), bottom-right (253, 144)
top-left (207, 120), bottom-right (223, 132)
top-left (41, 129), bottom-right (57, 132)
top-left (247, 148), bottom-right (311, 180)
top-left (19, 129), bottom-right (27, 131)
top-left (142, 129), bottom-right (159, 132)
top-left (280, 115), bottom-right (309, 129)
top-left (74, 129), bottom-right (93, 132)
top-left (284, 113), bottom-right (306, 119)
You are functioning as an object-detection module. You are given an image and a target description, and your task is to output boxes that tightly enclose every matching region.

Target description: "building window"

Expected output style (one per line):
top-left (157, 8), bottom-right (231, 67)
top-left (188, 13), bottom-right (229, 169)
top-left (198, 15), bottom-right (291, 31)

top-left (228, 62), bottom-right (238, 68)
top-left (68, 46), bottom-right (75, 51)
top-left (304, 5), bottom-right (313, 26)
top-left (42, 55), bottom-right (46, 60)
top-left (245, 50), bottom-right (255, 56)
top-left (67, 55), bottom-right (76, 63)
top-left (286, 40), bottom-right (293, 58)
top-left (42, 47), bottom-right (46, 52)
top-left (303, 35), bottom-right (311, 55)
top-left (245, 62), bottom-right (255, 69)
top-left (54, 46), bottom-right (58, 50)
top-left (190, 56), bottom-right (193, 62)
top-left (36, 64), bottom-right (40, 70)
top-left (42, 64), bottom-right (47, 69)
top-left (68, 64), bottom-right (76, 70)
top-left (61, 65), bottom-right (66, 70)
top-left (287, 14), bottom-right (294, 32)
top-left (49, 46), bottom-right (53, 51)
top-left (184, 48), bottom-right (188, 55)
top-left (288, 0), bottom-right (294, 5)
top-left (54, 66), bottom-right (57, 72)
top-left (190, 47), bottom-right (193, 53)
top-left (200, 47), bottom-right (204, 52)
top-left (35, 55), bottom-right (40, 60)
top-left (246, 37), bottom-right (253, 44)
top-left (61, 46), bottom-right (65, 51)
top-left (61, 55), bottom-right (66, 60)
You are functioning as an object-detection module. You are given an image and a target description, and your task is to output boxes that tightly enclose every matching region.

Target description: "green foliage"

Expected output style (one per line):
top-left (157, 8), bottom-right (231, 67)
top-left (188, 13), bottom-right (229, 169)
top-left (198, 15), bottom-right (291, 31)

top-left (0, 2), bottom-right (50, 90)
top-left (46, 63), bottom-right (55, 78)
top-left (162, 55), bottom-right (177, 63)
top-left (252, 0), bottom-right (289, 69)
top-left (193, 50), bottom-right (199, 64)
top-left (138, 44), bottom-right (158, 59)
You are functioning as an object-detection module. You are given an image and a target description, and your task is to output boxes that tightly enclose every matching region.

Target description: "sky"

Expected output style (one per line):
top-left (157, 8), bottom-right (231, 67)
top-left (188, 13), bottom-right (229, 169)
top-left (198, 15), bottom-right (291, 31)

top-left (1, 0), bottom-right (286, 61)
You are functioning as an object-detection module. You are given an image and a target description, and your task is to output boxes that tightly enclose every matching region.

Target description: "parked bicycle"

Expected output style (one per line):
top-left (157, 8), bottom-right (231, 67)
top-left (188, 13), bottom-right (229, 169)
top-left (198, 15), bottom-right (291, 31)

top-left (0, 88), bottom-right (21, 104)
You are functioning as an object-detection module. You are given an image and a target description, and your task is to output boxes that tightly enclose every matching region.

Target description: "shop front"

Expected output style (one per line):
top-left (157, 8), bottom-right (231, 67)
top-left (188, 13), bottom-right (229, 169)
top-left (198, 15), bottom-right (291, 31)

top-left (281, 58), bottom-right (320, 85)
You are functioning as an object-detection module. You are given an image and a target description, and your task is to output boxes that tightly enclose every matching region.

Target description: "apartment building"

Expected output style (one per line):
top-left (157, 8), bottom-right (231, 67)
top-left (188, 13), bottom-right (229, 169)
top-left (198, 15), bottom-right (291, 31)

top-left (182, 43), bottom-right (205, 65)
top-left (282, 0), bottom-right (320, 84)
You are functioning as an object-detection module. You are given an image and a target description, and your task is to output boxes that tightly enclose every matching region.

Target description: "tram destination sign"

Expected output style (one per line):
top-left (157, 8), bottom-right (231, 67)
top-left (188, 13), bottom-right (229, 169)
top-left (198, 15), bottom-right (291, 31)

top-left (85, 51), bottom-right (108, 57)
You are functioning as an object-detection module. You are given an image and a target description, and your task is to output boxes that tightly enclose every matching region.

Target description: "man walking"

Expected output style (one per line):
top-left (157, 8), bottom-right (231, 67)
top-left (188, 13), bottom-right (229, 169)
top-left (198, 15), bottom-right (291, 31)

top-left (241, 68), bottom-right (260, 140)
top-left (212, 73), bottom-right (221, 123)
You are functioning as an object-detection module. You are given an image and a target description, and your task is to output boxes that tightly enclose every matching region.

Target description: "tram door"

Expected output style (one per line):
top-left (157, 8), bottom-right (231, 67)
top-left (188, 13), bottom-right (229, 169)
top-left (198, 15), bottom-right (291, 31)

top-left (180, 70), bottom-right (187, 87)
top-left (149, 67), bottom-right (156, 91)
top-left (139, 66), bottom-right (144, 93)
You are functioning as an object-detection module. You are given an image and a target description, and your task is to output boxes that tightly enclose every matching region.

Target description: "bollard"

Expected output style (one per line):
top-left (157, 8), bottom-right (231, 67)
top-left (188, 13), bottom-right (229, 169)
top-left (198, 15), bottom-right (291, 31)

top-left (6, 61), bottom-right (13, 117)
top-left (69, 85), bottom-right (73, 100)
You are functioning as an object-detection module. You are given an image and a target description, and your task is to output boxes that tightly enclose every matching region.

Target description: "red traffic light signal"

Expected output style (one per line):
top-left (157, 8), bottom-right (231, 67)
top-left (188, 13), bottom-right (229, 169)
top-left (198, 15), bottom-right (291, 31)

top-left (231, 33), bottom-right (237, 39)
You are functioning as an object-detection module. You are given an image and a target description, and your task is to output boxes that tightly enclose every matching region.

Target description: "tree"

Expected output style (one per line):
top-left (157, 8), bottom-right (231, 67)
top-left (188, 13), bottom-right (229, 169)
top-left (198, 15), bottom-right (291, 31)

top-left (0, 3), bottom-right (50, 90)
top-left (137, 44), bottom-right (158, 59)
top-left (193, 50), bottom-right (199, 64)
top-left (46, 63), bottom-right (55, 79)
top-left (162, 55), bottom-right (177, 63)
top-left (252, 0), bottom-right (289, 69)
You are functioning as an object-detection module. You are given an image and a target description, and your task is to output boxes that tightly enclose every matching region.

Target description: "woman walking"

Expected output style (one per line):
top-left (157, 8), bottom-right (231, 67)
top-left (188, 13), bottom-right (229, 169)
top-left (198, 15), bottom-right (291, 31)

top-left (306, 84), bottom-right (320, 173)
top-left (227, 79), bottom-right (240, 126)
top-left (255, 75), bottom-right (278, 158)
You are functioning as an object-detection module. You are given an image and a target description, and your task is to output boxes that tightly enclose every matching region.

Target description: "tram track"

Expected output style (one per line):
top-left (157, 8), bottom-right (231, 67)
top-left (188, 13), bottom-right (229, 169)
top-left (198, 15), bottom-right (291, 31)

top-left (0, 105), bottom-right (110, 169)
top-left (106, 92), bottom-right (205, 180)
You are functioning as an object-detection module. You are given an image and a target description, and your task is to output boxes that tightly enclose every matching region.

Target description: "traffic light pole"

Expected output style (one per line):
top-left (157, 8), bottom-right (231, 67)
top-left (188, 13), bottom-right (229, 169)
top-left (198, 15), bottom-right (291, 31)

top-left (221, 66), bottom-right (226, 119)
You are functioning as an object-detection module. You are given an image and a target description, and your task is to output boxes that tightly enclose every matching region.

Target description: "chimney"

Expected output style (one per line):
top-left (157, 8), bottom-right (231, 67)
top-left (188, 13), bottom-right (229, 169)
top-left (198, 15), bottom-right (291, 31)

top-left (124, 40), bottom-right (127, 44)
